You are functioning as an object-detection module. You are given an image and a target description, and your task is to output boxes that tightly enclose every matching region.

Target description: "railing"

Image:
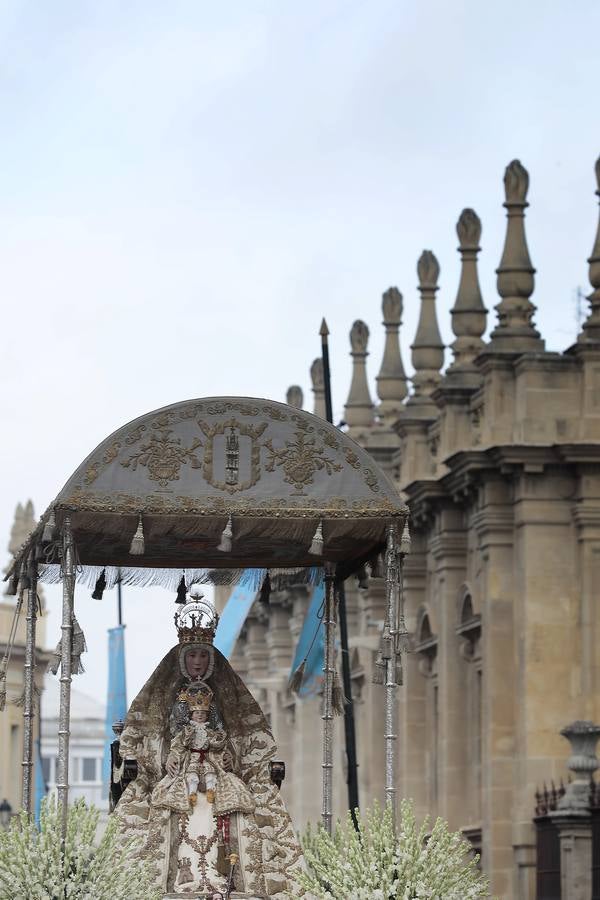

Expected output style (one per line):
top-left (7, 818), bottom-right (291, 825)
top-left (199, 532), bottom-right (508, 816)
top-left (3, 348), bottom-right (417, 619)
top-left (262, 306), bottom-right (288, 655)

top-left (534, 779), bottom-right (600, 900)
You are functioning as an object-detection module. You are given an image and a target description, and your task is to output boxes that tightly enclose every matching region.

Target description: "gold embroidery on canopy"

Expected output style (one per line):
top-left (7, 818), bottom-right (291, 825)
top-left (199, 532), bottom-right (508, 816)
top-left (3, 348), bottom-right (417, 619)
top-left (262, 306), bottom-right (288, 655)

top-left (120, 429), bottom-right (203, 487)
top-left (197, 417), bottom-right (268, 493)
top-left (264, 428), bottom-right (343, 494)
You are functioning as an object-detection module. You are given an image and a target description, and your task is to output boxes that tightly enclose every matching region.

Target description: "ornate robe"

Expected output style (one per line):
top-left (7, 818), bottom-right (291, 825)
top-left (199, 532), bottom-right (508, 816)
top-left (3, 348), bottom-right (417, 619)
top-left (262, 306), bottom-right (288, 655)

top-left (113, 646), bottom-right (305, 898)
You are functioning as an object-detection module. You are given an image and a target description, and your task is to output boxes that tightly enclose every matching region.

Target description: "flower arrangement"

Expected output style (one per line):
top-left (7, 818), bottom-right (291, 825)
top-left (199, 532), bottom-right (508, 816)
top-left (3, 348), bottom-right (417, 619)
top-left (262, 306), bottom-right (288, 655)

top-left (299, 799), bottom-right (490, 899)
top-left (0, 797), bottom-right (161, 900)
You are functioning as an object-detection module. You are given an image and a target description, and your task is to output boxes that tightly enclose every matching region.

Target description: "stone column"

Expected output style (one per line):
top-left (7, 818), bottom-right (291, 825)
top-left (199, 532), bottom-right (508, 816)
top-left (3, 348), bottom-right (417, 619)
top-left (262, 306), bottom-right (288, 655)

top-left (344, 320), bottom-right (375, 437)
top-left (550, 721), bottom-right (600, 900)
top-left (473, 479), bottom-right (516, 899)
top-left (376, 287), bottom-right (408, 424)
top-left (429, 507), bottom-right (468, 829)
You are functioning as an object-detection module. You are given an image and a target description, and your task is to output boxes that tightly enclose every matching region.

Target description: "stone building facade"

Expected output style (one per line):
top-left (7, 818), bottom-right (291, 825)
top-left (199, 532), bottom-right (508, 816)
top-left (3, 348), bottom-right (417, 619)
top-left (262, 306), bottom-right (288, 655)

top-left (0, 502), bottom-right (48, 815)
top-left (221, 154), bottom-right (600, 899)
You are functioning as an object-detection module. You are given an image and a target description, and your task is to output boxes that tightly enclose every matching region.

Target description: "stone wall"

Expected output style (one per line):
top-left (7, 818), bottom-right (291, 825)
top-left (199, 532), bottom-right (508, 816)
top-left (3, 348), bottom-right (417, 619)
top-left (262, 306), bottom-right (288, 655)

top-left (227, 154), bottom-right (600, 899)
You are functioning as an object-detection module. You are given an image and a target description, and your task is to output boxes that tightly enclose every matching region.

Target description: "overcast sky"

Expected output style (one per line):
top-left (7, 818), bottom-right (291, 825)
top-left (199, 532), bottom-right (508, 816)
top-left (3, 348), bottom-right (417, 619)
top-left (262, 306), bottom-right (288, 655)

top-left (1, 0), bottom-right (599, 706)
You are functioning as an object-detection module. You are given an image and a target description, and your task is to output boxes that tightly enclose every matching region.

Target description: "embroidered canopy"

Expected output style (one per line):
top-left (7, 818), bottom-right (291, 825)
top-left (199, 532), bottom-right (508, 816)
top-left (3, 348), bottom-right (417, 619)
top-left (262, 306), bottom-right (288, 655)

top-left (10, 396), bottom-right (407, 581)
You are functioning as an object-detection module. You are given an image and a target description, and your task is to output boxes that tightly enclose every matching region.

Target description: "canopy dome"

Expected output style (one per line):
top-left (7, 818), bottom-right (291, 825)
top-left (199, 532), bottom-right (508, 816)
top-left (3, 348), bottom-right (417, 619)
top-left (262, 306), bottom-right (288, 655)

top-left (17, 397), bottom-right (407, 575)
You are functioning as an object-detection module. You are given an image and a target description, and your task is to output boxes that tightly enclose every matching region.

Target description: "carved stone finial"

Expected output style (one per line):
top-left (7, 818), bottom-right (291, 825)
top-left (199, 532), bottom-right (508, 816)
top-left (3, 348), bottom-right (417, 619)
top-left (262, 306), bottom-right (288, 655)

top-left (286, 385), bottom-right (304, 409)
top-left (407, 251), bottom-right (444, 412)
top-left (4, 500), bottom-right (37, 589)
top-left (7, 501), bottom-right (36, 558)
top-left (446, 209), bottom-right (487, 380)
top-left (417, 250), bottom-right (440, 289)
top-left (489, 159), bottom-right (544, 352)
top-left (376, 287), bottom-right (408, 422)
top-left (350, 320), bottom-right (370, 353)
top-left (504, 159), bottom-right (529, 204)
top-left (310, 358), bottom-right (326, 419)
top-left (344, 319), bottom-right (374, 431)
top-left (580, 154), bottom-right (600, 342)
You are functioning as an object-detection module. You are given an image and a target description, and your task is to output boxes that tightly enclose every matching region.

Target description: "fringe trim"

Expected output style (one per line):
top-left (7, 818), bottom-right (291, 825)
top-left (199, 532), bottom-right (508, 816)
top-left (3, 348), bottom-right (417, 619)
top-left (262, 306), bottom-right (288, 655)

top-left (37, 564), bottom-right (323, 593)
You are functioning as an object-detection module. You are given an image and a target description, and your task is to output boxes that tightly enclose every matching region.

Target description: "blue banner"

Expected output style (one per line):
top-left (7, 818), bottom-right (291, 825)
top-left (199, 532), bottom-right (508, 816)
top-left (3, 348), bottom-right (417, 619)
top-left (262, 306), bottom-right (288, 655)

top-left (103, 625), bottom-right (127, 793)
top-left (214, 580), bottom-right (258, 659)
top-left (289, 582), bottom-right (325, 698)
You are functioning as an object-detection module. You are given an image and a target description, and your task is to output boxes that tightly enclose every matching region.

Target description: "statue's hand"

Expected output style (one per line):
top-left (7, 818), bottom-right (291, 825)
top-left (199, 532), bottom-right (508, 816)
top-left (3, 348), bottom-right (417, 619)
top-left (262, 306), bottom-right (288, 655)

top-left (166, 754), bottom-right (179, 777)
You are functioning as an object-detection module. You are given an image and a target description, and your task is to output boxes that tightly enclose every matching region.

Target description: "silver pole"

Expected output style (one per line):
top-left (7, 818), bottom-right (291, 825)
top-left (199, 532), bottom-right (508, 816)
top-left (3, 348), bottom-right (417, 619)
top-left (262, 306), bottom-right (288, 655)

top-left (321, 565), bottom-right (336, 834)
top-left (384, 524), bottom-right (399, 829)
top-left (57, 516), bottom-right (75, 841)
top-left (21, 554), bottom-right (39, 815)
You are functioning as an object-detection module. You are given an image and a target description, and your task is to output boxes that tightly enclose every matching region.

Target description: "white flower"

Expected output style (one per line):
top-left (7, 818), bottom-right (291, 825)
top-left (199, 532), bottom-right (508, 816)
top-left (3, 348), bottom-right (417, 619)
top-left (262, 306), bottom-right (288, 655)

top-left (299, 799), bottom-right (490, 899)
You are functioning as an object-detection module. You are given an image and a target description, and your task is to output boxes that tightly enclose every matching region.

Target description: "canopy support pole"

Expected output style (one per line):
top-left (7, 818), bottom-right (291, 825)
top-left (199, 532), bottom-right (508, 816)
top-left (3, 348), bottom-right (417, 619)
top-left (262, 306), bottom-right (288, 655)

top-left (57, 516), bottom-right (75, 841)
top-left (384, 523), bottom-right (400, 830)
top-left (321, 564), bottom-right (336, 834)
top-left (21, 554), bottom-right (38, 816)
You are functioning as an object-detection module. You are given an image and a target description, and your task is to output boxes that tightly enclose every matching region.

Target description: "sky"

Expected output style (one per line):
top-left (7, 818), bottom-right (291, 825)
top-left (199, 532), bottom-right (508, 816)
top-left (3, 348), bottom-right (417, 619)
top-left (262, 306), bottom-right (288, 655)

top-left (1, 0), bottom-right (599, 705)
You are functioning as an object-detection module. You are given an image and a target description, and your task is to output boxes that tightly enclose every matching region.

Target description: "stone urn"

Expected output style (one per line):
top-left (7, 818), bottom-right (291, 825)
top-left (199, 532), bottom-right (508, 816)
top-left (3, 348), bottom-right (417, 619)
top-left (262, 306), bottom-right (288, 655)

top-left (557, 720), bottom-right (600, 811)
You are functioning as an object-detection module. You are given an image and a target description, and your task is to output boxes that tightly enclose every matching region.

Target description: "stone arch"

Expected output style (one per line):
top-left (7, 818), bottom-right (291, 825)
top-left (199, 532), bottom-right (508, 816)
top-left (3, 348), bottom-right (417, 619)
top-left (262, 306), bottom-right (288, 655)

top-left (457, 582), bottom-right (479, 621)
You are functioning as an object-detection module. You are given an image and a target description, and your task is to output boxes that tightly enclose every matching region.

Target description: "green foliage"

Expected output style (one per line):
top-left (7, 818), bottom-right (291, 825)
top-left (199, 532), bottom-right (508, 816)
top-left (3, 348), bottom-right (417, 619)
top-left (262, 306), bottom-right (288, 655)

top-left (300, 799), bottom-right (490, 899)
top-left (0, 796), bottom-right (161, 900)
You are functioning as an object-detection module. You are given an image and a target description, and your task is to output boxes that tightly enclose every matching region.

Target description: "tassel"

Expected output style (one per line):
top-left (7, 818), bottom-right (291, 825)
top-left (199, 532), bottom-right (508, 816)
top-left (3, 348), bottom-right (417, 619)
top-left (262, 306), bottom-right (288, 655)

top-left (91, 568), bottom-right (107, 600)
top-left (394, 659), bottom-right (403, 686)
top-left (400, 521), bottom-right (411, 555)
top-left (289, 659), bottom-right (306, 695)
top-left (47, 616), bottom-right (87, 676)
top-left (6, 568), bottom-right (19, 596)
top-left (372, 651), bottom-right (385, 685)
top-left (332, 671), bottom-right (346, 715)
top-left (308, 520), bottom-right (324, 556)
top-left (72, 616), bottom-right (87, 674)
top-left (217, 515), bottom-right (233, 553)
top-left (13, 683), bottom-right (40, 709)
top-left (356, 564), bottom-right (369, 591)
top-left (129, 515), bottom-right (145, 555)
top-left (259, 573), bottom-right (271, 606)
top-left (176, 574), bottom-right (187, 604)
top-left (41, 509), bottom-right (56, 543)
top-left (370, 554), bottom-right (384, 579)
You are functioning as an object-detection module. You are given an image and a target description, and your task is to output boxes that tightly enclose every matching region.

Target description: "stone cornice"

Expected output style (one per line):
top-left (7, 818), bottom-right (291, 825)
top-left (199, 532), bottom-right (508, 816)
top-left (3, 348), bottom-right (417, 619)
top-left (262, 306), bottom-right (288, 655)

top-left (555, 444), bottom-right (600, 464)
top-left (403, 443), bottom-right (600, 523)
top-left (431, 380), bottom-right (478, 410)
top-left (513, 351), bottom-right (577, 375)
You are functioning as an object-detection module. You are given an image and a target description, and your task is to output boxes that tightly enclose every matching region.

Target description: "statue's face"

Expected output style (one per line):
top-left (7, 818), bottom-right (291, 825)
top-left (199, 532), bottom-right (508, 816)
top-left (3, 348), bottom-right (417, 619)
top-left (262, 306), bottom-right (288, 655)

top-left (185, 646), bottom-right (211, 680)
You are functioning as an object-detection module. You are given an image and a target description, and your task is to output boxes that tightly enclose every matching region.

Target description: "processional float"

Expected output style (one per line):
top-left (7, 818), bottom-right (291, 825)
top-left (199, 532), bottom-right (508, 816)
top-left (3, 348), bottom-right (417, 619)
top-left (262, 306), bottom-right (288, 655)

top-left (5, 395), bottom-right (408, 843)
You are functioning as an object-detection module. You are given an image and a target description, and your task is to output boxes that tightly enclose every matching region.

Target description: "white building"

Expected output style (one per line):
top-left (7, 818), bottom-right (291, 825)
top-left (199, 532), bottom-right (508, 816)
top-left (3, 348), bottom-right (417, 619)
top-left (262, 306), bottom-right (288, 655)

top-left (41, 675), bottom-right (108, 812)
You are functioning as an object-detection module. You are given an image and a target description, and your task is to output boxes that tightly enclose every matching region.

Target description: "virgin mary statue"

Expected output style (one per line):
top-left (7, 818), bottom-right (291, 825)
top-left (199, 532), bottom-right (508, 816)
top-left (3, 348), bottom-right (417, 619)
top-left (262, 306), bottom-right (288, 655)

top-left (113, 591), bottom-right (305, 898)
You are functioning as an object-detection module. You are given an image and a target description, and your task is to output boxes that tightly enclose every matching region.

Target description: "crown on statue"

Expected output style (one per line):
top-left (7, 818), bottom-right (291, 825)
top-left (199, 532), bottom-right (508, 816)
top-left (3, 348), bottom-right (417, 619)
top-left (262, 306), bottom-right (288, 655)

top-left (174, 589), bottom-right (219, 645)
top-left (178, 685), bottom-right (213, 712)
